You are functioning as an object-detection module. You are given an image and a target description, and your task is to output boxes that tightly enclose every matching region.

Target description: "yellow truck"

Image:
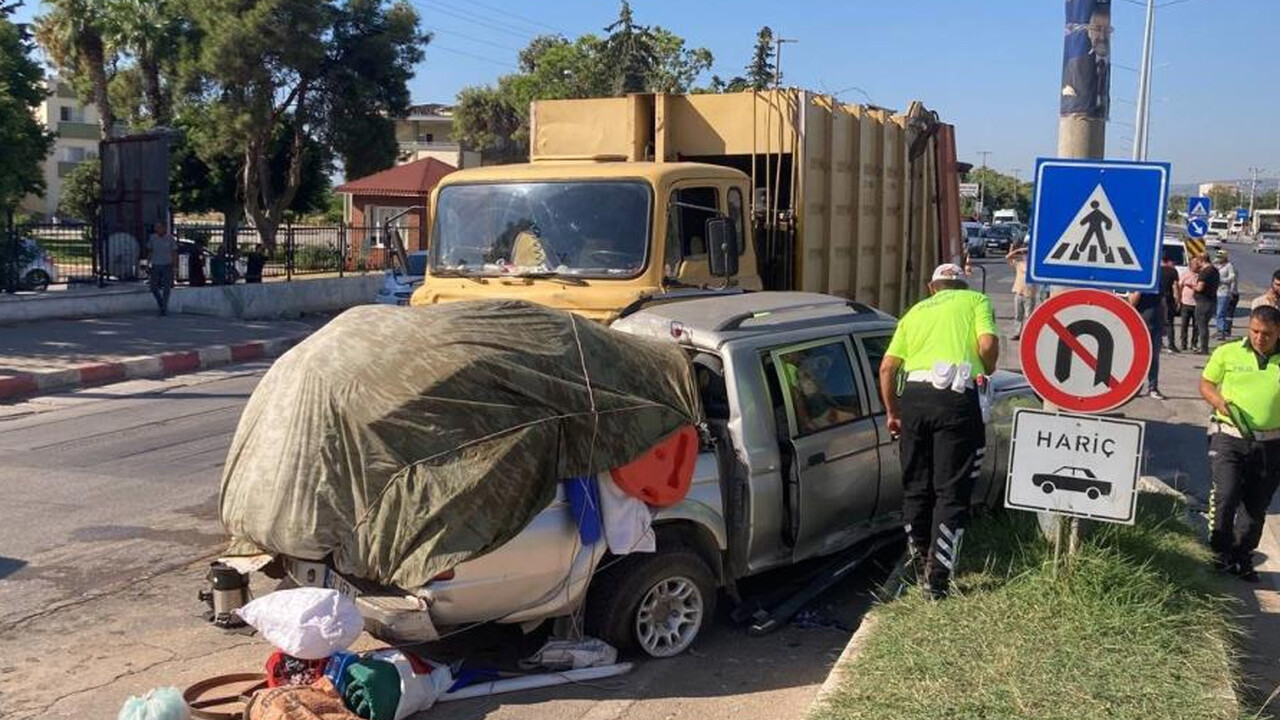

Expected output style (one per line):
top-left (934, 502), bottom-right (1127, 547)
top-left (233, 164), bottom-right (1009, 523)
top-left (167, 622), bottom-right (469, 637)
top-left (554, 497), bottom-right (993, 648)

top-left (410, 89), bottom-right (964, 321)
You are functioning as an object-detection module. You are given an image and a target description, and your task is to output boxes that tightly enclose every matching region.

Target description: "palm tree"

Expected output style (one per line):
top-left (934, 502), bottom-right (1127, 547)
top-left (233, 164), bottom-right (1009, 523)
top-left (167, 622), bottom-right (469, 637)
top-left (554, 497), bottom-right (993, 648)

top-left (104, 0), bottom-right (180, 126)
top-left (33, 0), bottom-right (116, 139)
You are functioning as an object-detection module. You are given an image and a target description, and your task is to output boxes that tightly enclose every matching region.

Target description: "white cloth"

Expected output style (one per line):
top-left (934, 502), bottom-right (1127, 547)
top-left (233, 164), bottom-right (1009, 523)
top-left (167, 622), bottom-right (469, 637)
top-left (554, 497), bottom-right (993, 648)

top-left (235, 587), bottom-right (362, 660)
top-left (368, 649), bottom-right (454, 720)
top-left (597, 471), bottom-right (656, 554)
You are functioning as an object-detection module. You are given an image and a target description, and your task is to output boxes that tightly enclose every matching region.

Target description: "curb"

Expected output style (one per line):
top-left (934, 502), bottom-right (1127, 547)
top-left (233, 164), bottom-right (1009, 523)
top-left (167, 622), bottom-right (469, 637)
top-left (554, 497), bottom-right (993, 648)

top-left (808, 612), bottom-right (881, 717)
top-left (0, 334), bottom-right (307, 402)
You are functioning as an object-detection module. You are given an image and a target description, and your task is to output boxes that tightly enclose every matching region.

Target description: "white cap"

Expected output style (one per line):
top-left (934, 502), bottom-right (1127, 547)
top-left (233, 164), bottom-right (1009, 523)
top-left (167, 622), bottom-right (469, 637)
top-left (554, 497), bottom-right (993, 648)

top-left (931, 263), bottom-right (964, 282)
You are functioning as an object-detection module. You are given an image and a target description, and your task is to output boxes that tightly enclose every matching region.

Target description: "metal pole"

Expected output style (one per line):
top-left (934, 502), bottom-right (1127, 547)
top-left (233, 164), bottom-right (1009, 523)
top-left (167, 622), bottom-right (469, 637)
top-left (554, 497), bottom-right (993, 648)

top-left (977, 151), bottom-right (993, 221)
top-left (1133, 0), bottom-right (1155, 160)
top-left (1249, 167), bottom-right (1262, 222)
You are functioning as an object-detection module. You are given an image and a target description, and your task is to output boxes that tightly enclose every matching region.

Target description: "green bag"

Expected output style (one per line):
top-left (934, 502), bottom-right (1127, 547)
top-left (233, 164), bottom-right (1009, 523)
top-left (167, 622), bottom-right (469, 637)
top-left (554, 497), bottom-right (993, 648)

top-left (342, 659), bottom-right (401, 720)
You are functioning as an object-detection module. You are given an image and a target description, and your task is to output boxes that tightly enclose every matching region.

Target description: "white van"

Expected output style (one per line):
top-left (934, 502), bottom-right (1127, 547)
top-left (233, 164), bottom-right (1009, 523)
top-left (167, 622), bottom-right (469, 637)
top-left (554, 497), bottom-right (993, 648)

top-left (993, 209), bottom-right (1019, 224)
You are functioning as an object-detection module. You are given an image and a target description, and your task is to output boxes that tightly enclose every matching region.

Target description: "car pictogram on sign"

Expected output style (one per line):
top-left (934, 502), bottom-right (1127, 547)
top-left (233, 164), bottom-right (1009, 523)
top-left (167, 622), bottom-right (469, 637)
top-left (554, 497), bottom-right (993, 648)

top-left (1031, 465), bottom-right (1113, 500)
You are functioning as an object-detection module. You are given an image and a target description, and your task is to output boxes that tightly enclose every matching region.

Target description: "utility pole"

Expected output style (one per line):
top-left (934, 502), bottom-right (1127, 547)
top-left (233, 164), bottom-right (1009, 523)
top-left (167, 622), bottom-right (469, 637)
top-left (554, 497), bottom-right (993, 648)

top-left (773, 37), bottom-right (798, 89)
top-left (1249, 167), bottom-right (1263, 222)
top-left (1132, 0), bottom-right (1155, 160)
top-left (977, 150), bottom-right (993, 221)
top-left (1052, 0), bottom-right (1110, 557)
top-left (1058, 2), bottom-right (1110, 159)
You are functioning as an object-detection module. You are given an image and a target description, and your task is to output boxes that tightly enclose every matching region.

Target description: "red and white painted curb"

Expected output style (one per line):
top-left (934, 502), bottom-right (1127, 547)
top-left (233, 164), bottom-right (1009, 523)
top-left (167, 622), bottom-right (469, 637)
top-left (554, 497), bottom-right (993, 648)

top-left (0, 335), bottom-right (307, 402)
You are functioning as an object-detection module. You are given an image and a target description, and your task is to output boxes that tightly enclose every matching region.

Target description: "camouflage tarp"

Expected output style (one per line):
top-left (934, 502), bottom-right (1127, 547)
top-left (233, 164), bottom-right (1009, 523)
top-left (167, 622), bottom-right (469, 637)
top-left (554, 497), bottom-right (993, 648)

top-left (220, 300), bottom-right (700, 589)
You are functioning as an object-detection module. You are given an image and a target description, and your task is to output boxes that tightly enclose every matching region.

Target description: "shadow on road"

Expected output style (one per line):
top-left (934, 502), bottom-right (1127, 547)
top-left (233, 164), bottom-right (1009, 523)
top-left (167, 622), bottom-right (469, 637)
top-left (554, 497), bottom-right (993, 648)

top-left (0, 556), bottom-right (28, 581)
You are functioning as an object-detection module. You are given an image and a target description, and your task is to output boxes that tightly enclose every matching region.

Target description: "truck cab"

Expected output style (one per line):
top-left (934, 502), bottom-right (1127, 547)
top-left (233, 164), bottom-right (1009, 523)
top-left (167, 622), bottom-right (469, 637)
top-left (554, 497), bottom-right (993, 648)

top-left (410, 161), bottom-right (760, 322)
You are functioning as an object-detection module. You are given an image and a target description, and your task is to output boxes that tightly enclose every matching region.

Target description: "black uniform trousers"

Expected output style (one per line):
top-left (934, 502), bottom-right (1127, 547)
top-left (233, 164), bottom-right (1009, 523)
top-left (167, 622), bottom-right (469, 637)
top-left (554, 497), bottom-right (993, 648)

top-left (897, 383), bottom-right (986, 590)
top-left (1210, 432), bottom-right (1280, 567)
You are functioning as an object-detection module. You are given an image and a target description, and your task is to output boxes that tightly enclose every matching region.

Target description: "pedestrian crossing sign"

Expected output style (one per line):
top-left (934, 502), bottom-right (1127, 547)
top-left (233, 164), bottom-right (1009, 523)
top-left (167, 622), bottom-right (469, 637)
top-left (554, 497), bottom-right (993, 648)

top-left (1029, 158), bottom-right (1170, 292)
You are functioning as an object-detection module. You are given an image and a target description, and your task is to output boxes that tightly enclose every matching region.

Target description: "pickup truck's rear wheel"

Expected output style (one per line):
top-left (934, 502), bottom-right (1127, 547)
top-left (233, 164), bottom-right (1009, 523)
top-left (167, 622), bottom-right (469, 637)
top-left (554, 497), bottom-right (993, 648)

top-left (585, 550), bottom-right (717, 658)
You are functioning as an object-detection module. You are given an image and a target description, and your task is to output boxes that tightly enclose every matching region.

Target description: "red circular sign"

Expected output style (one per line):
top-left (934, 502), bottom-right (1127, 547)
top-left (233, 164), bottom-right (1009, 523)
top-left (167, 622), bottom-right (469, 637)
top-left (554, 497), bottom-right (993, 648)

top-left (1019, 289), bottom-right (1153, 413)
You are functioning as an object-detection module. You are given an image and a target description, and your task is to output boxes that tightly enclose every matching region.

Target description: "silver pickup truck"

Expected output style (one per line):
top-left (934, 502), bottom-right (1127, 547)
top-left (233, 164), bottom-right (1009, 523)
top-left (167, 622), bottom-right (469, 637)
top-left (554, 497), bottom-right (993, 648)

top-left (286, 292), bottom-right (1035, 658)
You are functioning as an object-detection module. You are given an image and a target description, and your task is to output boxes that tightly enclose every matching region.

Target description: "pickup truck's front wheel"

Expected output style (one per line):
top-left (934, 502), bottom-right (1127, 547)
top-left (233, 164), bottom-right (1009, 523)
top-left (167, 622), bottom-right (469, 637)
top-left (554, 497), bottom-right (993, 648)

top-left (585, 550), bottom-right (717, 658)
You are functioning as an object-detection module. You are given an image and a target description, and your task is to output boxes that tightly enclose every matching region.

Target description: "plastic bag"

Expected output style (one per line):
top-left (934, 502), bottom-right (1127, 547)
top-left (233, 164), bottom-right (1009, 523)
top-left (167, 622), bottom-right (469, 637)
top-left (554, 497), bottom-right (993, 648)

top-left (367, 649), bottom-right (453, 720)
top-left (236, 587), bottom-right (363, 660)
top-left (518, 637), bottom-right (618, 671)
top-left (117, 687), bottom-right (190, 720)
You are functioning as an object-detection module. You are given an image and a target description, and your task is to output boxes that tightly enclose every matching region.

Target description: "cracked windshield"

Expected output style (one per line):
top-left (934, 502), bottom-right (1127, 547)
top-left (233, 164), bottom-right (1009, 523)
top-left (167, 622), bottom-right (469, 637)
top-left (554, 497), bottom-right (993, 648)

top-left (432, 181), bottom-right (651, 277)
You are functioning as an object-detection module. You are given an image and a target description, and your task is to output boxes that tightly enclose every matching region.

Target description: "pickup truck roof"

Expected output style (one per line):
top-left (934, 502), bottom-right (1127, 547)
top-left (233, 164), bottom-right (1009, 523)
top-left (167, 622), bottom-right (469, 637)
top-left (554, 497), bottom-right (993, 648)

top-left (612, 291), bottom-right (898, 348)
top-left (434, 161), bottom-right (747, 187)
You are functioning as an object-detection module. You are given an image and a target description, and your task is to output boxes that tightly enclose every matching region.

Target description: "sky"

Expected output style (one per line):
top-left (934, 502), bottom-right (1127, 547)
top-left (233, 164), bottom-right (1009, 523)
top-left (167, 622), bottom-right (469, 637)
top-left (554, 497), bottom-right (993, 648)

top-left (12, 0), bottom-right (1274, 186)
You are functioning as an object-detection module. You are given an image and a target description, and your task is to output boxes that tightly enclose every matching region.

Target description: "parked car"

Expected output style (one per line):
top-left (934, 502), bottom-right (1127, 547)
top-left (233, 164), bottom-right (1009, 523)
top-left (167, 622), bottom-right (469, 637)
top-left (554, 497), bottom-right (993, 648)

top-left (1256, 235), bottom-right (1280, 254)
top-left (274, 292), bottom-right (1039, 658)
top-left (963, 222), bottom-right (985, 258)
top-left (982, 224), bottom-right (1019, 252)
top-left (16, 238), bottom-right (59, 291)
top-left (1031, 466), bottom-right (1112, 501)
top-left (374, 251), bottom-right (429, 305)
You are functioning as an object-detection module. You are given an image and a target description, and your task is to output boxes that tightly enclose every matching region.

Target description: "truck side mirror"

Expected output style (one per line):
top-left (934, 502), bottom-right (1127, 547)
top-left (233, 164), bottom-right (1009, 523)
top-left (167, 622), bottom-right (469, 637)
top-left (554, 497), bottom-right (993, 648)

top-left (706, 216), bottom-right (739, 278)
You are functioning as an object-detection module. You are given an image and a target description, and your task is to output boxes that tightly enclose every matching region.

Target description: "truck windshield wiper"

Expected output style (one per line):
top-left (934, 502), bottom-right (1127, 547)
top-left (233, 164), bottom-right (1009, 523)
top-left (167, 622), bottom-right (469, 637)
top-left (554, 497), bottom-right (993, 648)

top-left (510, 271), bottom-right (587, 286)
top-left (431, 268), bottom-right (486, 283)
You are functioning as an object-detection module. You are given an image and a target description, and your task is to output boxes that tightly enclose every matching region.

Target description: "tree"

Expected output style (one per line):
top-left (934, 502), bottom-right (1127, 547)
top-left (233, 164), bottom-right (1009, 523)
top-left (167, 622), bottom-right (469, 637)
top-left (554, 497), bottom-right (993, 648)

top-left (34, 0), bottom-right (117, 139)
top-left (179, 0), bottom-right (426, 247)
top-left (452, 8), bottom-right (713, 162)
top-left (58, 160), bottom-right (101, 221)
top-left (964, 168), bottom-right (1030, 221)
top-left (0, 2), bottom-right (56, 215)
top-left (170, 110), bottom-right (332, 222)
top-left (453, 85), bottom-right (525, 163)
top-left (602, 1), bottom-right (656, 95)
top-left (103, 0), bottom-right (184, 126)
top-left (649, 27), bottom-right (713, 94)
top-left (744, 26), bottom-right (775, 90)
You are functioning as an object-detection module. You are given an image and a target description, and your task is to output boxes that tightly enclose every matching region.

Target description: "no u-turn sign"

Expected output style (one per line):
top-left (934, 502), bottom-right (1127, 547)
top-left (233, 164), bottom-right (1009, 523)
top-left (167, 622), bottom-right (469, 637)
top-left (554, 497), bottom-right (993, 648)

top-left (1019, 289), bottom-right (1152, 413)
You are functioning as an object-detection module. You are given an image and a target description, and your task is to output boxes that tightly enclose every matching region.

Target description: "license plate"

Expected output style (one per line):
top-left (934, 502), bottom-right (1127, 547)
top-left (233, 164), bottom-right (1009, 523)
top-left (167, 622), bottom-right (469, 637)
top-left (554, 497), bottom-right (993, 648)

top-left (284, 558), bottom-right (360, 599)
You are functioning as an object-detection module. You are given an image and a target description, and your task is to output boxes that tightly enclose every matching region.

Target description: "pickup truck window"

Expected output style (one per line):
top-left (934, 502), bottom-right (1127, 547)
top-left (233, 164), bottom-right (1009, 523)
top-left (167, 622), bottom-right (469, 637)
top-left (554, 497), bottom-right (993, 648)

top-left (858, 334), bottom-right (892, 408)
top-left (432, 181), bottom-right (651, 278)
top-left (772, 340), bottom-right (864, 436)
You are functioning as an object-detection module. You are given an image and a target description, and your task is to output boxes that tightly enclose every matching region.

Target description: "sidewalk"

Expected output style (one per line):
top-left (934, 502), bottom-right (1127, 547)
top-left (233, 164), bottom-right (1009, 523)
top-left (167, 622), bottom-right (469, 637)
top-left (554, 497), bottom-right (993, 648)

top-left (0, 312), bottom-right (327, 401)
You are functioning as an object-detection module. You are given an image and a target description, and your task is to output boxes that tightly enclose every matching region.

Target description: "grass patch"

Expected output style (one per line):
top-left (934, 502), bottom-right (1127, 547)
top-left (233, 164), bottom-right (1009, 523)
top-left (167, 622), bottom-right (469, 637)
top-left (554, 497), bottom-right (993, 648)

top-left (812, 495), bottom-right (1242, 720)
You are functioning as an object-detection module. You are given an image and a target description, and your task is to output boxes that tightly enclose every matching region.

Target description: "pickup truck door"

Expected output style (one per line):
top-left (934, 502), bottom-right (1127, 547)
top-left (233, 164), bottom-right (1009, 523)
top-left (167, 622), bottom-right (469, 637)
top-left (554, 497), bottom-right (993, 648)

top-left (853, 332), bottom-right (903, 525)
top-left (766, 337), bottom-right (880, 562)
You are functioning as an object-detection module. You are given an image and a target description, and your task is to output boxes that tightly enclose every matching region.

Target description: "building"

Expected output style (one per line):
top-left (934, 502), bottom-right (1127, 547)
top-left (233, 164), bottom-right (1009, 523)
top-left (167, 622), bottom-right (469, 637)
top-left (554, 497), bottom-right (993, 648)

top-left (334, 157), bottom-right (457, 264)
top-left (1199, 182), bottom-right (1239, 197)
top-left (20, 82), bottom-right (113, 220)
top-left (394, 103), bottom-right (480, 169)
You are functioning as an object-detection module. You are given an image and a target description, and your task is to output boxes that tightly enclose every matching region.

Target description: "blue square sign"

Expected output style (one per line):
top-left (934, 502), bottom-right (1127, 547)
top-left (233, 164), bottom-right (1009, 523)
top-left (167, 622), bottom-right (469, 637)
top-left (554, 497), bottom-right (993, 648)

top-left (1030, 158), bottom-right (1170, 291)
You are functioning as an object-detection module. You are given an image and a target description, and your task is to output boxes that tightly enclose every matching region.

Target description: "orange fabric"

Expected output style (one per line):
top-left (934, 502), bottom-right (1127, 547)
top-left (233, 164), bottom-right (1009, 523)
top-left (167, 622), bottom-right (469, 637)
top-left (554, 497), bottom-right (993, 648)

top-left (610, 425), bottom-right (697, 507)
top-left (245, 677), bottom-right (358, 720)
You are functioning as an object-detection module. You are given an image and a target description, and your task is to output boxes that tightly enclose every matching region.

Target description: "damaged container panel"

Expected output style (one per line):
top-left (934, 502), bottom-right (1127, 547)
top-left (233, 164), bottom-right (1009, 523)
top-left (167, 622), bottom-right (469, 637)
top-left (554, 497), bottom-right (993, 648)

top-left (530, 90), bottom-right (961, 316)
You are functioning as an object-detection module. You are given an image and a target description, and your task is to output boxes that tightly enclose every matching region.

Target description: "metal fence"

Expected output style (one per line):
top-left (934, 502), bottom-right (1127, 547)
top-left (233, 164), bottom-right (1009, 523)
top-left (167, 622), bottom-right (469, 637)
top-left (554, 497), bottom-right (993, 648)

top-left (3, 220), bottom-right (401, 291)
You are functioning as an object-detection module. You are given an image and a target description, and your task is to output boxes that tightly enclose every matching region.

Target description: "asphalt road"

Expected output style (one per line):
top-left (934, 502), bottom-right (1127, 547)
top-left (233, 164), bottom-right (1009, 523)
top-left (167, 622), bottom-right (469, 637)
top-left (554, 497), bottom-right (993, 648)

top-left (0, 365), bottom-right (267, 628)
top-left (0, 363), bottom-right (886, 720)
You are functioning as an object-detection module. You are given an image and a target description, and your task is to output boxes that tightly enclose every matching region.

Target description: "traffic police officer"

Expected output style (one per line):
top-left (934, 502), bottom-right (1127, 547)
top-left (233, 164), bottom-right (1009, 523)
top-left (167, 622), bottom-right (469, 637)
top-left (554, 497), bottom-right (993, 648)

top-left (880, 263), bottom-right (1000, 599)
top-left (1200, 304), bottom-right (1280, 581)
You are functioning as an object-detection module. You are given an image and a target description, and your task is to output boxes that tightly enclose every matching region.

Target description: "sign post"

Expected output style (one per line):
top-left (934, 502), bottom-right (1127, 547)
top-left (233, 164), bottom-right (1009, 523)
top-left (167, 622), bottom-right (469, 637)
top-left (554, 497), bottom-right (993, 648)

top-left (1017, 155), bottom-right (1167, 557)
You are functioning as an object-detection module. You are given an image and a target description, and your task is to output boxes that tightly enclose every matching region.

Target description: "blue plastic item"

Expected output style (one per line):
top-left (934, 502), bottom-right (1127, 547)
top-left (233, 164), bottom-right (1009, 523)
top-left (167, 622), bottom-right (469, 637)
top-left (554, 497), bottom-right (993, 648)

top-left (325, 650), bottom-right (360, 694)
top-left (563, 476), bottom-right (602, 545)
